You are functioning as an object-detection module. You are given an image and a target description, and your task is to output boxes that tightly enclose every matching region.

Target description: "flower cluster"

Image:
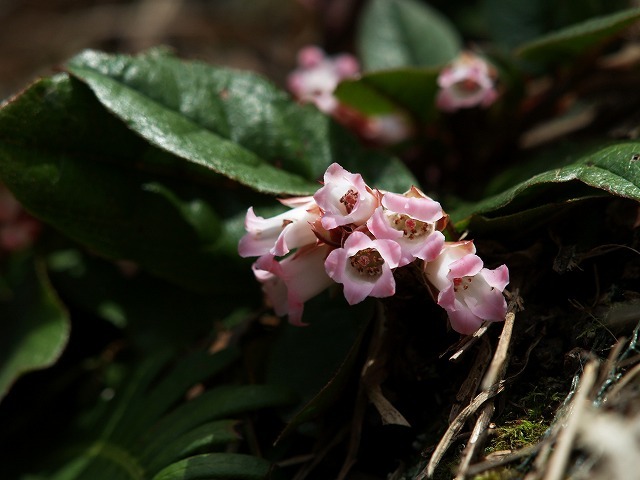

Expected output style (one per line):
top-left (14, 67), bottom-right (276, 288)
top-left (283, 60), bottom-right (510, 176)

top-left (287, 45), bottom-right (413, 145)
top-left (287, 45), bottom-right (360, 115)
top-left (239, 163), bottom-right (509, 334)
top-left (436, 51), bottom-right (499, 112)
top-left (0, 183), bottom-right (40, 254)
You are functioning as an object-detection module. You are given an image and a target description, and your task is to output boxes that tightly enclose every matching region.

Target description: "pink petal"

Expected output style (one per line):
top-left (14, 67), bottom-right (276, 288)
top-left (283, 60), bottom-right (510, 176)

top-left (447, 254), bottom-right (483, 279)
top-left (468, 288), bottom-right (507, 322)
top-left (411, 230), bottom-right (445, 263)
top-left (447, 305), bottom-right (484, 335)
top-left (481, 265), bottom-right (509, 291)
top-left (381, 192), bottom-right (443, 223)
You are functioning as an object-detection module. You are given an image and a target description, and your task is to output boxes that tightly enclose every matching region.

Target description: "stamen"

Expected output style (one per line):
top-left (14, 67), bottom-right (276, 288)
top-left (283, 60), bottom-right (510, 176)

top-left (340, 189), bottom-right (359, 214)
top-left (349, 247), bottom-right (385, 278)
top-left (391, 214), bottom-right (433, 240)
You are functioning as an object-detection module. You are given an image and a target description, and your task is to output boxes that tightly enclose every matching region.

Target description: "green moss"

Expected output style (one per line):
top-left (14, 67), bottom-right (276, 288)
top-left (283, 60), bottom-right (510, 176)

top-left (487, 419), bottom-right (548, 452)
top-left (472, 468), bottom-right (519, 480)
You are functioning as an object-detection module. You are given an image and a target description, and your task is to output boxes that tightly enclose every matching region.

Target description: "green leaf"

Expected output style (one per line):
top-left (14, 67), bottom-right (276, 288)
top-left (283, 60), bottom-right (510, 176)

top-left (336, 68), bottom-right (440, 123)
top-left (37, 349), bottom-right (287, 480)
top-left (0, 256), bottom-right (70, 399)
top-left (65, 49), bottom-right (416, 194)
top-left (516, 8), bottom-right (640, 63)
top-left (358, 0), bottom-right (461, 70)
top-left (450, 142), bottom-right (640, 228)
top-left (152, 453), bottom-right (271, 480)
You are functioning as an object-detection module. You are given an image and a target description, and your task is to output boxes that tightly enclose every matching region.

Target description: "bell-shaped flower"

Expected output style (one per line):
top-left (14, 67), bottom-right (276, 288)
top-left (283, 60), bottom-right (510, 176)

top-left (238, 196), bottom-right (321, 258)
top-left (367, 187), bottom-right (446, 267)
top-left (252, 245), bottom-right (333, 326)
top-left (324, 231), bottom-right (401, 305)
top-left (287, 45), bottom-right (360, 114)
top-left (423, 241), bottom-right (509, 335)
top-left (436, 52), bottom-right (498, 112)
top-left (314, 163), bottom-right (380, 230)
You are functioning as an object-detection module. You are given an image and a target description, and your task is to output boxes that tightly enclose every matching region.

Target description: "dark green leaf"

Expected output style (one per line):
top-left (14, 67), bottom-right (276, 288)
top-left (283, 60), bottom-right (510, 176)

top-left (47, 248), bottom-right (237, 351)
top-left (274, 297), bottom-right (374, 441)
top-left (336, 68), bottom-right (440, 123)
top-left (450, 142), bottom-right (640, 228)
top-left (267, 293), bottom-right (373, 412)
top-left (484, 0), bottom-right (630, 50)
top-left (0, 74), bottom-right (256, 294)
top-left (112, 348), bottom-right (241, 445)
top-left (151, 453), bottom-right (271, 480)
top-left (0, 256), bottom-right (70, 399)
top-left (145, 420), bottom-right (241, 475)
top-left (358, 0), bottom-right (461, 70)
top-left (142, 385), bottom-right (296, 455)
top-left (516, 8), bottom-right (640, 63)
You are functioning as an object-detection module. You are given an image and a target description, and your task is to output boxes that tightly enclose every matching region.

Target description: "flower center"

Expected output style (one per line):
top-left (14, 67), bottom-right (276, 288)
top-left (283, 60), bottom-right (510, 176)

top-left (453, 276), bottom-right (472, 293)
top-left (453, 79), bottom-right (480, 95)
top-left (391, 214), bottom-right (433, 240)
top-left (340, 189), bottom-right (359, 214)
top-left (349, 247), bottom-right (384, 278)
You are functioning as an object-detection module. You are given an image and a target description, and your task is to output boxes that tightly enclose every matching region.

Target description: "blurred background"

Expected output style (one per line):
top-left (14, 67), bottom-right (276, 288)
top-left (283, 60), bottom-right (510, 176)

top-left (0, 0), bottom-right (373, 100)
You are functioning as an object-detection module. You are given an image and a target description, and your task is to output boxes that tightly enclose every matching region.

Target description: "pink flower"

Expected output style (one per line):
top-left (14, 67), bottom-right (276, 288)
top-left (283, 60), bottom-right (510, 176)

top-left (314, 163), bottom-right (380, 230)
top-left (436, 52), bottom-right (498, 112)
top-left (424, 241), bottom-right (509, 335)
top-left (368, 187), bottom-right (446, 266)
top-left (324, 231), bottom-right (401, 305)
top-left (287, 45), bottom-right (360, 114)
top-left (252, 245), bottom-right (333, 325)
top-left (238, 196), bottom-right (321, 258)
top-left (360, 113), bottom-right (413, 145)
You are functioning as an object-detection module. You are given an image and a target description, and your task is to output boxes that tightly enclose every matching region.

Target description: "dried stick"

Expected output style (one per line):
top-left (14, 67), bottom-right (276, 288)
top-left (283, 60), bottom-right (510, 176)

top-left (542, 360), bottom-right (598, 480)
top-left (455, 312), bottom-right (516, 479)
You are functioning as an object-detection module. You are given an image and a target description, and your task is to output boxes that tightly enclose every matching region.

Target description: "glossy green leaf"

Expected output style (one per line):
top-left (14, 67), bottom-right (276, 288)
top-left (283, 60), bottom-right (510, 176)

top-left (358, 0), bottom-right (461, 70)
top-left (152, 453), bottom-right (271, 480)
top-left (450, 142), bottom-right (640, 228)
top-left (65, 49), bottom-right (417, 194)
top-left (0, 256), bottom-right (70, 399)
top-left (336, 68), bottom-right (440, 123)
top-left (516, 7), bottom-right (640, 63)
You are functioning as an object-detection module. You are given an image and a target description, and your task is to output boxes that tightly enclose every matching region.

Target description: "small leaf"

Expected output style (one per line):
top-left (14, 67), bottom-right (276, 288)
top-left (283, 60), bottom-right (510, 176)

top-left (152, 453), bottom-right (271, 480)
top-left (0, 256), bottom-right (70, 399)
top-left (336, 68), bottom-right (440, 123)
top-left (450, 142), bottom-right (640, 227)
top-left (358, 0), bottom-right (461, 70)
top-left (517, 8), bottom-right (640, 63)
top-left (145, 420), bottom-right (241, 475)
top-left (112, 348), bottom-right (241, 444)
top-left (142, 385), bottom-right (296, 455)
